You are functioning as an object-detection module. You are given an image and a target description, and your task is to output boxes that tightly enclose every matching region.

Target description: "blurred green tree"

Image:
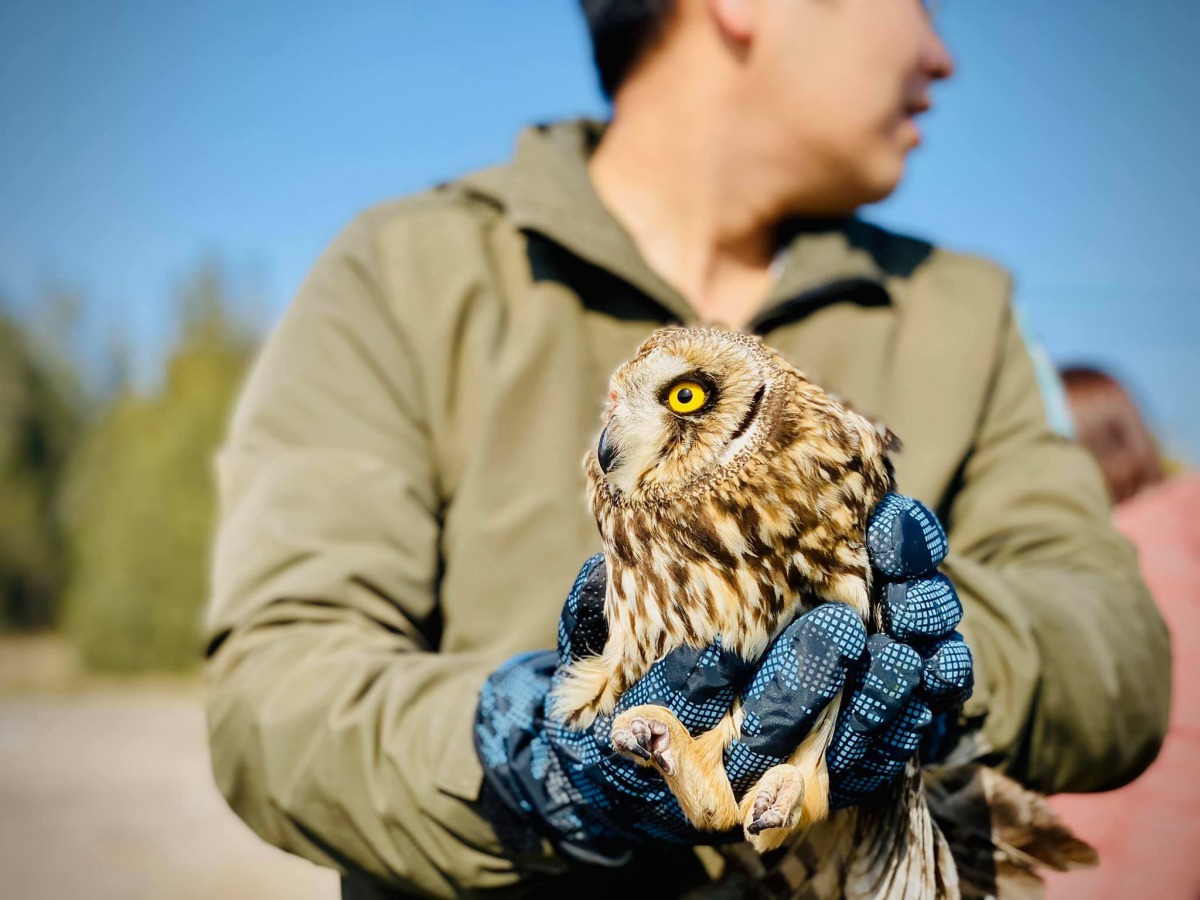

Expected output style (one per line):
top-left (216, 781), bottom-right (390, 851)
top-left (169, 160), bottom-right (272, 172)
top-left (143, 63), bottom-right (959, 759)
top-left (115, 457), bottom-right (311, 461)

top-left (62, 268), bottom-right (255, 671)
top-left (0, 309), bottom-right (80, 630)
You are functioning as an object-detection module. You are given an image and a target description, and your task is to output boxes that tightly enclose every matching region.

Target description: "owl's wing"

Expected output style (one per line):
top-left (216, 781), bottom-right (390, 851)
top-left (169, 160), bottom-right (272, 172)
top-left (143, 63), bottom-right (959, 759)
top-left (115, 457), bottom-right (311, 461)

top-left (923, 764), bottom-right (1098, 900)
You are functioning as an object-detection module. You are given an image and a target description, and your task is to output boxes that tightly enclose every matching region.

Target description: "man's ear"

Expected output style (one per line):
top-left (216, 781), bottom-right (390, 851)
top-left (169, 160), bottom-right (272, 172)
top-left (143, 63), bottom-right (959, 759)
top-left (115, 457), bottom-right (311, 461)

top-left (706, 0), bottom-right (761, 42)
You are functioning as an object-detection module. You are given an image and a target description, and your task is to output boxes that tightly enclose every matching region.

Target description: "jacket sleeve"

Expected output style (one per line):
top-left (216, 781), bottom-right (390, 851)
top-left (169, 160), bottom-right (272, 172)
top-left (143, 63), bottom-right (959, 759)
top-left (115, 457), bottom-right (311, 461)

top-left (943, 303), bottom-right (1171, 793)
top-left (203, 216), bottom-right (560, 896)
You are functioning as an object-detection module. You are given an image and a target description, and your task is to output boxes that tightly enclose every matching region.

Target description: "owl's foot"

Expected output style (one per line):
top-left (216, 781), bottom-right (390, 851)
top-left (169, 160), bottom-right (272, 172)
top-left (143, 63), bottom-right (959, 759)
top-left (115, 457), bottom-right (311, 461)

top-left (611, 708), bottom-right (678, 775)
top-left (612, 705), bottom-right (743, 832)
top-left (743, 764), bottom-right (805, 850)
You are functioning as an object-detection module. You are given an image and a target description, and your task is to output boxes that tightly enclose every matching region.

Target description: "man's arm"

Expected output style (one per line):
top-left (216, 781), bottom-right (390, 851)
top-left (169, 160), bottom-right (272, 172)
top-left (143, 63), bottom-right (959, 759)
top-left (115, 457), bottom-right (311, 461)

top-left (204, 217), bottom-right (555, 896)
top-left (944, 303), bottom-right (1171, 793)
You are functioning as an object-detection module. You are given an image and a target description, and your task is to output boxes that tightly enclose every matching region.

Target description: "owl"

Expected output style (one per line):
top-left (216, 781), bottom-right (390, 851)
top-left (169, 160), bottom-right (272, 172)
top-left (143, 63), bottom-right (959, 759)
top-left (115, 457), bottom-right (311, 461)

top-left (550, 327), bottom-right (1097, 898)
top-left (549, 326), bottom-right (896, 850)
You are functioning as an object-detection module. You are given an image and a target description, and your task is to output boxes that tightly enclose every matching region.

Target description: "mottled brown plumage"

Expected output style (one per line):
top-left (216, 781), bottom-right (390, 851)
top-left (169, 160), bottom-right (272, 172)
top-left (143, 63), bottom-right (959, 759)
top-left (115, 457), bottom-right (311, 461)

top-left (556, 328), bottom-right (893, 713)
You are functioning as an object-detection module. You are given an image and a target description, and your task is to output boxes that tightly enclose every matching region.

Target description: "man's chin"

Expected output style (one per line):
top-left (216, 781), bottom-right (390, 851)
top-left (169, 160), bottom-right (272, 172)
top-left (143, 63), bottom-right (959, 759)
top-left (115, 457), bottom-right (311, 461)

top-left (818, 175), bottom-right (905, 216)
top-left (862, 152), bottom-right (910, 203)
top-left (785, 155), bottom-right (909, 217)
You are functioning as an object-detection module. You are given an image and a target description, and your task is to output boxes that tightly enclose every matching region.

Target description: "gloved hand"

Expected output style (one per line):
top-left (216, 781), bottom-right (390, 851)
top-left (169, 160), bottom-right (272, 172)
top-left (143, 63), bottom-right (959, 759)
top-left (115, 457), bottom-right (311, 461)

top-left (830, 492), bottom-right (973, 806)
top-left (718, 493), bottom-right (973, 810)
top-left (474, 493), bottom-right (973, 858)
top-left (475, 556), bottom-right (871, 860)
top-left (475, 554), bottom-right (755, 862)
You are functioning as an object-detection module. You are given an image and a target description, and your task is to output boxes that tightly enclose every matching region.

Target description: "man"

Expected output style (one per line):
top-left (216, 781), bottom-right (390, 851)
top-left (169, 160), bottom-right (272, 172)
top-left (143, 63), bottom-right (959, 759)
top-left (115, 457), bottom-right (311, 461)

top-left (205, 1), bottom-right (1171, 897)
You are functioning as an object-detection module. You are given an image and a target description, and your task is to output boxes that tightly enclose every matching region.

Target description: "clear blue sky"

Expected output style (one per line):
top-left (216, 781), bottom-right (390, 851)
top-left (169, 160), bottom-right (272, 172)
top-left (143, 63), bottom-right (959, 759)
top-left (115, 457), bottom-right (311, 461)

top-left (2, 1), bottom-right (1197, 460)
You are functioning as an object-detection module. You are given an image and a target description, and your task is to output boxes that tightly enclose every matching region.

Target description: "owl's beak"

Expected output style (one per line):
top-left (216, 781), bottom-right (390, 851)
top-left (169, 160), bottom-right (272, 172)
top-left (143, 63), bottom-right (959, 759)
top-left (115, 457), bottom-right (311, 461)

top-left (597, 426), bottom-right (619, 474)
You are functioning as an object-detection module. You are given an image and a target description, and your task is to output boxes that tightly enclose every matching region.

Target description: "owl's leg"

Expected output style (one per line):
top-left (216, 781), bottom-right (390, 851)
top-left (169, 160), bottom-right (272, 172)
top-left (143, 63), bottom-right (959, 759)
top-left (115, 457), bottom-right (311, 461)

top-left (741, 764), bottom-right (806, 849)
top-left (740, 690), bottom-right (841, 851)
top-left (611, 705), bottom-right (742, 831)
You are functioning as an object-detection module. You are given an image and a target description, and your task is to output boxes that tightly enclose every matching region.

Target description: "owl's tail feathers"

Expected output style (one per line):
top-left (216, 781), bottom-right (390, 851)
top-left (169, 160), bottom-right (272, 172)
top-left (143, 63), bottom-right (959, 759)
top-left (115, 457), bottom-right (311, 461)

top-left (924, 763), bottom-right (1098, 899)
top-left (838, 759), bottom-right (961, 900)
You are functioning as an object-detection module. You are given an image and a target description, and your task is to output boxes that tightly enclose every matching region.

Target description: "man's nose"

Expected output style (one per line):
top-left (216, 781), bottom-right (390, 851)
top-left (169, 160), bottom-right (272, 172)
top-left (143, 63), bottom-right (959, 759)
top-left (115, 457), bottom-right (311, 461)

top-left (923, 24), bottom-right (956, 81)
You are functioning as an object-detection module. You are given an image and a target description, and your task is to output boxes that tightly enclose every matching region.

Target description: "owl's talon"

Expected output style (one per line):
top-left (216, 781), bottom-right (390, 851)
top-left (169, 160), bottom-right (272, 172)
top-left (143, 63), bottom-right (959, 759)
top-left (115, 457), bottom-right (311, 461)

top-left (612, 711), bottom-right (677, 775)
top-left (611, 725), bottom-right (652, 761)
top-left (631, 717), bottom-right (675, 773)
top-left (746, 807), bottom-right (784, 835)
top-left (744, 764), bottom-right (805, 842)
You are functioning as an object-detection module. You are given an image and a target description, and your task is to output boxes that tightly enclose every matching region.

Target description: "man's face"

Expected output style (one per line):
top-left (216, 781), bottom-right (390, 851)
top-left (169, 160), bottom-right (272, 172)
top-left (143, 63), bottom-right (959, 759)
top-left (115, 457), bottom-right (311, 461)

top-left (746, 0), bottom-right (955, 213)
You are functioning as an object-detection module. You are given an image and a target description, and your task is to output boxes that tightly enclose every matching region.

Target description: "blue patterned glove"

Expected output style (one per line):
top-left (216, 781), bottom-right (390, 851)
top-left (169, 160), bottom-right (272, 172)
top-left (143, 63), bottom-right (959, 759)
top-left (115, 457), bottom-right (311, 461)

top-left (474, 494), bottom-right (973, 857)
top-left (830, 493), bottom-right (973, 806)
top-left (475, 555), bottom-right (751, 861)
top-left (718, 493), bottom-right (973, 811)
top-left (474, 555), bottom-right (871, 859)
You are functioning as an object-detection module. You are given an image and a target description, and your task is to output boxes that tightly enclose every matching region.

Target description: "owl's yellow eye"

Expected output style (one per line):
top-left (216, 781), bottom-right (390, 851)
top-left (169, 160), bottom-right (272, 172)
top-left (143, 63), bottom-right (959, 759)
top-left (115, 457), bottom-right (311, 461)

top-left (667, 380), bottom-right (708, 414)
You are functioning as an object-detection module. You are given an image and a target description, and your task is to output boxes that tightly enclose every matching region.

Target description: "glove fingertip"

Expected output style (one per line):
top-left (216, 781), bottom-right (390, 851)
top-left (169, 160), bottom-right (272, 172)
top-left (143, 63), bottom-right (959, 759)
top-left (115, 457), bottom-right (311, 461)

top-left (830, 754), bottom-right (907, 809)
top-left (870, 635), bottom-right (923, 680)
top-left (883, 573), bottom-right (963, 642)
top-left (579, 553), bottom-right (607, 598)
top-left (868, 493), bottom-right (949, 580)
top-left (828, 722), bottom-right (870, 775)
top-left (845, 637), bottom-right (922, 733)
top-left (922, 635), bottom-right (975, 706)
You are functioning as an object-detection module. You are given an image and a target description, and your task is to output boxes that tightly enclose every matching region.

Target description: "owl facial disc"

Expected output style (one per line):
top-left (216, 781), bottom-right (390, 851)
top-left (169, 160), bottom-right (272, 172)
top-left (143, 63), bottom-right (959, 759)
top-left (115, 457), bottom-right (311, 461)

top-left (590, 329), bottom-right (783, 504)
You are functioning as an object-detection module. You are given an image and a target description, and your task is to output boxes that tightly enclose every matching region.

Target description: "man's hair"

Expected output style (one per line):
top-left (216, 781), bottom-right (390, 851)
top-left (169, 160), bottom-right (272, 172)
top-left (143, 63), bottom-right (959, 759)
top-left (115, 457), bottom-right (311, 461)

top-left (580, 0), bottom-right (675, 99)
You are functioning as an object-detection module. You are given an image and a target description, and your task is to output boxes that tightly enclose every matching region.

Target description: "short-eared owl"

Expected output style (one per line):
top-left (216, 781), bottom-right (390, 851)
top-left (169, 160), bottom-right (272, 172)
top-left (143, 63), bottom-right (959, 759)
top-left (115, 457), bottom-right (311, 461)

top-left (551, 326), bottom-right (895, 849)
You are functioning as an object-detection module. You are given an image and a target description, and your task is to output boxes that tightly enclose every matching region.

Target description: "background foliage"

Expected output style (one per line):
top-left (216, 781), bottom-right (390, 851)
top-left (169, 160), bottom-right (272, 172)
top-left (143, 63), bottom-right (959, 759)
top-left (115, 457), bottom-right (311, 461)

top-left (0, 268), bottom-right (254, 670)
top-left (0, 315), bottom-right (79, 631)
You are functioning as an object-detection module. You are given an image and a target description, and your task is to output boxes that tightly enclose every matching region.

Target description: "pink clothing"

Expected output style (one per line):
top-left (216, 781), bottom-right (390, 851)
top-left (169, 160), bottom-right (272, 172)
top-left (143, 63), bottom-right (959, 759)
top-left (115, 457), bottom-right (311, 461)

top-left (1044, 474), bottom-right (1200, 900)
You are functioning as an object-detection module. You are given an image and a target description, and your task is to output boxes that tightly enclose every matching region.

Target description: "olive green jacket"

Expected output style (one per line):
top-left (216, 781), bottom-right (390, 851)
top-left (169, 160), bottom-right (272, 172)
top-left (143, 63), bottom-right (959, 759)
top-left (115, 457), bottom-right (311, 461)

top-left (204, 120), bottom-right (1170, 898)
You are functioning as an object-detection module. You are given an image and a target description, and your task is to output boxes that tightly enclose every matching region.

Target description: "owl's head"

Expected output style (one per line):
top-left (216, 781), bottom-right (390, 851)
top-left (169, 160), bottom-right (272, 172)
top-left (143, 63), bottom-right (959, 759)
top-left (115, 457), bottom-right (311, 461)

top-left (588, 328), bottom-right (790, 504)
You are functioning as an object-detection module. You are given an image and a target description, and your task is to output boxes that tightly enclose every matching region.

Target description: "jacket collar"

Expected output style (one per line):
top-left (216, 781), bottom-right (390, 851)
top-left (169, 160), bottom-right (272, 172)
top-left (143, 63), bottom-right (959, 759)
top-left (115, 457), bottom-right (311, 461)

top-left (485, 119), bottom-right (890, 326)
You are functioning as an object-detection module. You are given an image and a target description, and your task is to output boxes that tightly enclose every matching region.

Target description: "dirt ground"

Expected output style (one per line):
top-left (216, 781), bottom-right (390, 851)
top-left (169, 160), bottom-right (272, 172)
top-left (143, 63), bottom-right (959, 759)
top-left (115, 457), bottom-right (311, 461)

top-left (0, 638), bottom-right (338, 900)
